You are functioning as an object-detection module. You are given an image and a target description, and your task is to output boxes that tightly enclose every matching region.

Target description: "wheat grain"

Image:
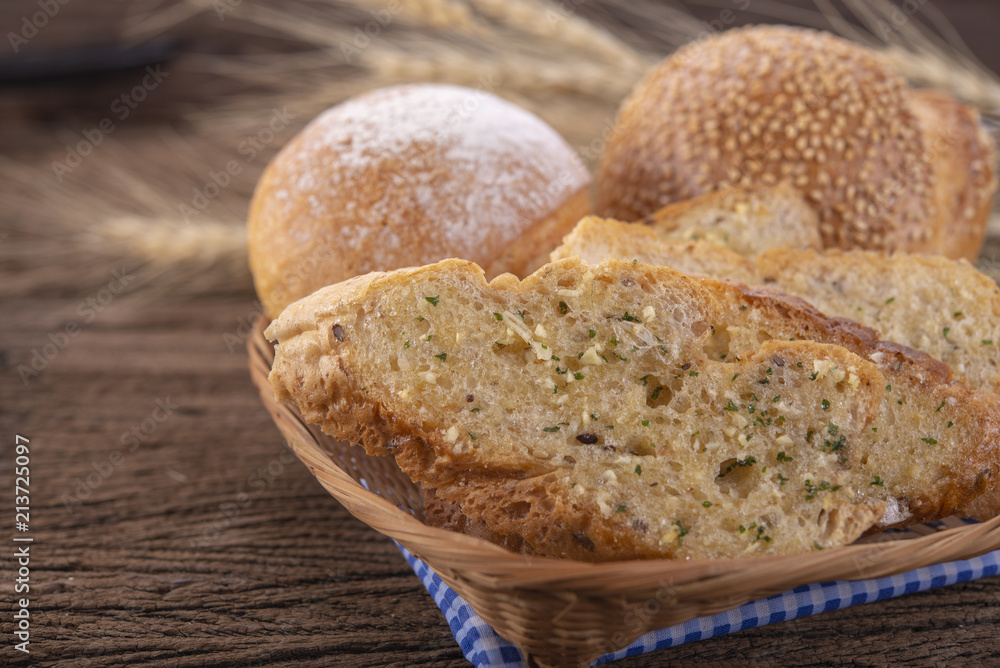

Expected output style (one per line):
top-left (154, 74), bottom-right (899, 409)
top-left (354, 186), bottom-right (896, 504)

top-left (467, 0), bottom-right (647, 70)
top-left (367, 45), bottom-right (640, 101)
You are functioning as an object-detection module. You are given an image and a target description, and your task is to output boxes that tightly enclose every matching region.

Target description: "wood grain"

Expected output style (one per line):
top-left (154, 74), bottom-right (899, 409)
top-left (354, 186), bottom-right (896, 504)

top-left (1, 296), bottom-right (470, 667)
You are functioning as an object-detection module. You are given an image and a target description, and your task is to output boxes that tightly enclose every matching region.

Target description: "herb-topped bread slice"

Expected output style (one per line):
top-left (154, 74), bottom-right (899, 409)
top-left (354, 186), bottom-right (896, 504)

top-left (267, 258), bottom-right (1000, 561)
top-left (695, 277), bottom-right (1000, 527)
top-left (554, 216), bottom-right (1000, 396)
top-left (555, 216), bottom-right (1000, 521)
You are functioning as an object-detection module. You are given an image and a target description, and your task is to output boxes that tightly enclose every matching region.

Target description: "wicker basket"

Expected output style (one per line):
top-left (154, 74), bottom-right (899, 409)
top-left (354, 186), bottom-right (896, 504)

top-left (248, 315), bottom-right (1000, 667)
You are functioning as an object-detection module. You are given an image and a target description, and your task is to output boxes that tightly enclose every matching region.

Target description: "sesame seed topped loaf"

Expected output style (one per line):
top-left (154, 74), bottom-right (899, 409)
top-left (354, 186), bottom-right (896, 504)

top-left (596, 26), bottom-right (997, 261)
top-left (266, 258), bottom-right (1000, 561)
top-left (639, 183), bottom-right (822, 258)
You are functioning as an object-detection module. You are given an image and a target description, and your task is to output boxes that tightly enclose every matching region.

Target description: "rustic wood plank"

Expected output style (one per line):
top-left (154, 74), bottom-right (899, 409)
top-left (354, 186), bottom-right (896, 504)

top-left (1, 294), bottom-right (470, 666)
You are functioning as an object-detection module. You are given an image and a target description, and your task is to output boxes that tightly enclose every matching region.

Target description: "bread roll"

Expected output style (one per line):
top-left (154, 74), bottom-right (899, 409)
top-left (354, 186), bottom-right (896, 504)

top-left (596, 26), bottom-right (997, 261)
top-left (249, 84), bottom-right (591, 318)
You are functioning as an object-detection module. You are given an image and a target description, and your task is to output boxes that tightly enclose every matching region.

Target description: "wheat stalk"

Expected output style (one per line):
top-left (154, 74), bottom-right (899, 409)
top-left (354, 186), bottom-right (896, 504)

top-left (346, 0), bottom-right (486, 33)
top-left (881, 47), bottom-right (1000, 112)
top-left (366, 44), bottom-right (641, 101)
top-left (798, 0), bottom-right (1000, 111)
top-left (99, 215), bottom-right (251, 294)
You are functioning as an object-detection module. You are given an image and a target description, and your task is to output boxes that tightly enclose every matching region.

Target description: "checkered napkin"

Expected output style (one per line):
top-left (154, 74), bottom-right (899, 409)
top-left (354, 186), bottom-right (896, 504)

top-left (396, 541), bottom-right (1000, 667)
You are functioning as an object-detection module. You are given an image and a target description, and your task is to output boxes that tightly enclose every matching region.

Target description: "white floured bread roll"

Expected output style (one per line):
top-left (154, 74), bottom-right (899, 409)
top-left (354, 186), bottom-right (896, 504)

top-left (249, 84), bottom-right (592, 318)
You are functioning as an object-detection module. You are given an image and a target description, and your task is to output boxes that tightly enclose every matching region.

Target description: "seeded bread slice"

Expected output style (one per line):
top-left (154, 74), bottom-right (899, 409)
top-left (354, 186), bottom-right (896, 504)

top-left (699, 277), bottom-right (999, 526)
top-left (639, 183), bottom-right (822, 257)
top-left (267, 258), bottom-right (1000, 561)
top-left (755, 248), bottom-right (1000, 395)
top-left (554, 217), bottom-right (1000, 520)
top-left (554, 217), bottom-right (1000, 395)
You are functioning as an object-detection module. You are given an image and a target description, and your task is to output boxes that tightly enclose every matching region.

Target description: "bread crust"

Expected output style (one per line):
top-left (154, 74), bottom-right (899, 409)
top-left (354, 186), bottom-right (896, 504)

top-left (908, 88), bottom-right (998, 260)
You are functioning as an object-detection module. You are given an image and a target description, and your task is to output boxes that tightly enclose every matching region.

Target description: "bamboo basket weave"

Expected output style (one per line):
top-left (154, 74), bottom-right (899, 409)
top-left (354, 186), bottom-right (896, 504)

top-left (248, 315), bottom-right (1000, 667)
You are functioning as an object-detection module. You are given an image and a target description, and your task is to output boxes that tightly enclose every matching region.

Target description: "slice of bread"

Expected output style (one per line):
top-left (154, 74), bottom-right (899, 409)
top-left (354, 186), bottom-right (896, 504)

top-left (554, 217), bottom-right (1000, 520)
top-left (639, 183), bottom-right (822, 257)
top-left (755, 248), bottom-right (1000, 395)
top-left (557, 216), bottom-right (759, 283)
top-left (267, 258), bottom-right (1000, 561)
top-left (554, 217), bottom-right (1000, 396)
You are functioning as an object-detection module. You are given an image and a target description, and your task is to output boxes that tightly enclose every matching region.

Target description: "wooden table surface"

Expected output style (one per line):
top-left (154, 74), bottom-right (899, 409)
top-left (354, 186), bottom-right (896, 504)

top-left (4, 1), bottom-right (1000, 666)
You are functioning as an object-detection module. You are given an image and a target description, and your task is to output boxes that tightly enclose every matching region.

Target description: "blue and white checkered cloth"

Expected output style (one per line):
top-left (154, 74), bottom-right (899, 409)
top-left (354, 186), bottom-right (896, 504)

top-left (396, 542), bottom-right (1000, 666)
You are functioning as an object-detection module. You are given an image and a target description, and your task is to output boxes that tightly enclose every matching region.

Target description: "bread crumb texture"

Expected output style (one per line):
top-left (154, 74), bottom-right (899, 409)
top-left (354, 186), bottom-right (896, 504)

top-left (267, 258), bottom-right (1000, 561)
top-left (641, 182), bottom-right (822, 257)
